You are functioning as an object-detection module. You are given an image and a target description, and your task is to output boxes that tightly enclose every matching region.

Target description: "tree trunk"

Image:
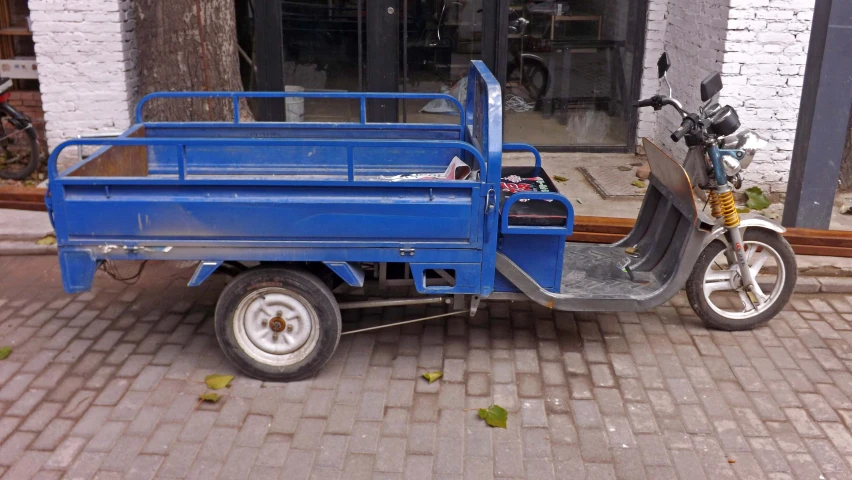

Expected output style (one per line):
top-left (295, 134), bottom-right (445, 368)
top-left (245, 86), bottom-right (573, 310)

top-left (840, 108), bottom-right (852, 192)
top-left (135, 0), bottom-right (249, 122)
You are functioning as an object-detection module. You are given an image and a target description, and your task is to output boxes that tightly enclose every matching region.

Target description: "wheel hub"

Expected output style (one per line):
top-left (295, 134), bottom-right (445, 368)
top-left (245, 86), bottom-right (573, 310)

top-left (269, 317), bottom-right (286, 333)
top-left (237, 288), bottom-right (315, 356)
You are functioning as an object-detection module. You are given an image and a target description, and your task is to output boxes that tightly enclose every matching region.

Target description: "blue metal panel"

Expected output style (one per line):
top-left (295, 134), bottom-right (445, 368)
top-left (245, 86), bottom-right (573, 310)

top-left (466, 61), bottom-right (504, 296)
top-left (58, 249), bottom-right (99, 293)
top-left (65, 246), bottom-right (484, 263)
top-left (59, 185), bottom-right (477, 244)
top-left (500, 192), bottom-right (575, 236)
top-left (408, 263), bottom-right (482, 294)
top-left (324, 262), bottom-right (366, 287)
top-left (188, 261), bottom-right (223, 287)
top-left (494, 235), bottom-right (566, 293)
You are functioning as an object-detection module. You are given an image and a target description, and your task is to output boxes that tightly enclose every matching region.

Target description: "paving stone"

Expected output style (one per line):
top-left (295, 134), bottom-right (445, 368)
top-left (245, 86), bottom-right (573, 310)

top-left (375, 437), bottom-right (406, 473)
top-left (493, 441), bottom-right (525, 477)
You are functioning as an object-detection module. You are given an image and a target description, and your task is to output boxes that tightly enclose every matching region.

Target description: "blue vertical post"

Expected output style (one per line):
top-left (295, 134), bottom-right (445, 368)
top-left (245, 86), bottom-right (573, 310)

top-left (783, 0), bottom-right (852, 229)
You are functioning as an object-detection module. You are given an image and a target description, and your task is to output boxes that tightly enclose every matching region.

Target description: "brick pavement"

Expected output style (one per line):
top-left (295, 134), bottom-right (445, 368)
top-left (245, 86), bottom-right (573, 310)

top-left (2, 257), bottom-right (852, 478)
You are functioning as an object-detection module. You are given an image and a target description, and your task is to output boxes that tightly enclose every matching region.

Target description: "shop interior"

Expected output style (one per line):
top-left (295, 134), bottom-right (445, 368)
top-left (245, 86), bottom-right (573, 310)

top-left (251, 1), bottom-right (639, 149)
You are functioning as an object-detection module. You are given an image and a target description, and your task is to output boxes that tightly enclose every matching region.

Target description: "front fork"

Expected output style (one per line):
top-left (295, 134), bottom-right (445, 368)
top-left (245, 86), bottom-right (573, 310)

top-left (708, 146), bottom-right (759, 306)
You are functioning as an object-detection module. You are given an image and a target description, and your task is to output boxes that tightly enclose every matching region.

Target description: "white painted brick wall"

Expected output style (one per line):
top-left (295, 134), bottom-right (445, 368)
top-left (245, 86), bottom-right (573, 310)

top-left (639, 0), bottom-right (814, 186)
top-left (639, 0), bottom-right (729, 157)
top-left (719, 0), bottom-right (814, 185)
top-left (29, 0), bottom-right (137, 170)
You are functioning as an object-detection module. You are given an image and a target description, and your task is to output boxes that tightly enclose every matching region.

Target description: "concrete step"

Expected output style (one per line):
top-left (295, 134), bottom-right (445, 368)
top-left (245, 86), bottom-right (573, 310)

top-left (0, 208), bottom-right (53, 241)
top-left (0, 240), bottom-right (56, 255)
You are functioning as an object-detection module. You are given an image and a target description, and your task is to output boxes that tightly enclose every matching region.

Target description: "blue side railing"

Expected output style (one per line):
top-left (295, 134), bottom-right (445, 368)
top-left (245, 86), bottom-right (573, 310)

top-left (48, 137), bottom-right (487, 183)
top-left (502, 143), bottom-right (543, 175)
top-left (135, 91), bottom-right (466, 135)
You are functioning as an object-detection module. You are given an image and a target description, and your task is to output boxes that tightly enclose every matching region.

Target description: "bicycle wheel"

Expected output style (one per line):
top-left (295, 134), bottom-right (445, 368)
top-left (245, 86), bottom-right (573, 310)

top-left (507, 57), bottom-right (550, 101)
top-left (0, 116), bottom-right (39, 180)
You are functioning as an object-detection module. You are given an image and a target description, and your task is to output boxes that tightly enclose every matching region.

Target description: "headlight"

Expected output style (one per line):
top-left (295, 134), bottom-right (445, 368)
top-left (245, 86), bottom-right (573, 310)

top-left (733, 130), bottom-right (768, 169)
top-left (722, 156), bottom-right (742, 177)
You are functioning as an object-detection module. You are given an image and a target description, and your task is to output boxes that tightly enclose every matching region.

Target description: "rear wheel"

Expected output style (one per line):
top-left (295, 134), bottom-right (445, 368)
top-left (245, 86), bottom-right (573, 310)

top-left (686, 228), bottom-right (796, 331)
top-left (507, 57), bottom-right (549, 102)
top-left (0, 117), bottom-right (39, 180)
top-left (215, 267), bottom-right (341, 381)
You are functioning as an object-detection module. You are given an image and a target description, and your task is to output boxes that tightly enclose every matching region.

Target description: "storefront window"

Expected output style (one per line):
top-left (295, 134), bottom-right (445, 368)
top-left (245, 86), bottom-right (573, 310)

top-left (274, 0), bottom-right (639, 147)
top-left (400, 0), bottom-right (482, 123)
top-left (502, 0), bottom-right (638, 147)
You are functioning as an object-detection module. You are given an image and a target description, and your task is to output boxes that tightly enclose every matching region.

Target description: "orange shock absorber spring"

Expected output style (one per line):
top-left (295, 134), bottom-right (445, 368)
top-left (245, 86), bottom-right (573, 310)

top-left (718, 189), bottom-right (740, 227)
top-left (707, 191), bottom-right (722, 218)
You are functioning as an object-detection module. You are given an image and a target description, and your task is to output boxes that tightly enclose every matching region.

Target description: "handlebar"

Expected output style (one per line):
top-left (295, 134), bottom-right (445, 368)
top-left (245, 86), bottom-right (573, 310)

top-left (670, 117), bottom-right (694, 142)
top-left (633, 98), bottom-right (657, 108)
top-left (634, 95), bottom-right (694, 142)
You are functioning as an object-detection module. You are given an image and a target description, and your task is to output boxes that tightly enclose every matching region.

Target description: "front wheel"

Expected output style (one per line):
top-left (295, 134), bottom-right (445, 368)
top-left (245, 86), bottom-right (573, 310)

top-left (215, 267), bottom-right (342, 381)
top-left (686, 228), bottom-right (796, 331)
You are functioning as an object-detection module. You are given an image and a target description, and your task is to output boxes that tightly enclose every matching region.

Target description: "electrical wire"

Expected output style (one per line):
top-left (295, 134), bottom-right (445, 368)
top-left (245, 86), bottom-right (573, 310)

top-left (99, 260), bottom-right (148, 285)
top-left (505, 94), bottom-right (535, 113)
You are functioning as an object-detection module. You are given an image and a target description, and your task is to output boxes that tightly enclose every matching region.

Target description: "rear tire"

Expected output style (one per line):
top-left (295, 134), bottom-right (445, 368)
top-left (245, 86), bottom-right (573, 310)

top-left (214, 267), bottom-right (341, 382)
top-left (686, 228), bottom-right (796, 331)
top-left (507, 57), bottom-right (550, 101)
top-left (0, 121), bottom-right (39, 180)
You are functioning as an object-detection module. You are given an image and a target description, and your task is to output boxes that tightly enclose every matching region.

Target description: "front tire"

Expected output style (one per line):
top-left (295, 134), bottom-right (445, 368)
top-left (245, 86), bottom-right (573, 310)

top-left (214, 267), bottom-right (341, 382)
top-left (686, 228), bottom-right (796, 331)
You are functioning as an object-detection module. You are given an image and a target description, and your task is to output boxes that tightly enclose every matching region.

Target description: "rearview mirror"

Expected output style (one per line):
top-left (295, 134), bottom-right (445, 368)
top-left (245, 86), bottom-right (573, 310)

top-left (657, 53), bottom-right (671, 79)
top-left (701, 72), bottom-right (723, 102)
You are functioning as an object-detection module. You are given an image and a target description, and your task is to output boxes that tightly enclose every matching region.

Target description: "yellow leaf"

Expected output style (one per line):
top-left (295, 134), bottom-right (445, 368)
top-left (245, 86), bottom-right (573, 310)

top-left (199, 392), bottom-right (220, 402)
top-left (422, 372), bottom-right (443, 383)
top-left (631, 180), bottom-right (646, 189)
top-left (205, 374), bottom-right (234, 390)
top-left (0, 347), bottom-right (11, 360)
top-left (36, 235), bottom-right (56, 245)
top-left (553, 175), bottom-right (568, 182)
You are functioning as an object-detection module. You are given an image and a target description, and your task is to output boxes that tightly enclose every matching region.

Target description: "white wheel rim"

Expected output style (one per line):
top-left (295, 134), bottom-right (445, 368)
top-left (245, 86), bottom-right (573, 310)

top-left (702, 240), bottom-right (785, 320)
top-left (233, 287), bottom-right (320, 367)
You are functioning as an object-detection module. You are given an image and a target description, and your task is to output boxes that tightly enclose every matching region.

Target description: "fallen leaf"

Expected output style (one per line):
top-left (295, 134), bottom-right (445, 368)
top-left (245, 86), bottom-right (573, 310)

top-left (745, 186), bottom-right (771, 211)
top-left (631, 180), bottom-right (646, 189)
top-left (205, 374), bottom-right (234, 390)
top-left (618, 166), bottom-right (632, 171)
top-left (199, 392), bottom-right (220, 403)
top-left (728, 459), bottom-right (736, 464)
top-left (737, 206), bottom-right (751, 214)
top-left (36, 235), bottom-right (56, 245)
top-left (0, 347), bottom-right (11, 360)
top-left (478, 404), bottom-right (508, 429)
top-left (422, 372), bottom-right (443, 383)
top-left (553, 175), bottom-right (568, 182)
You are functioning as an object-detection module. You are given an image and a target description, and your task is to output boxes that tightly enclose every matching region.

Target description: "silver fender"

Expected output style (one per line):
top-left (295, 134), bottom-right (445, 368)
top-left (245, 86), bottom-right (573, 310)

top-left (704, 213), bottom-right (785, 248)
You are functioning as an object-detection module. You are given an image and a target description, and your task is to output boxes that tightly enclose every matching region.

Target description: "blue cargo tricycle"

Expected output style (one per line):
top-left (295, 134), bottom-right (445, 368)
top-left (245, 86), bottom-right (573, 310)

top-left (46, 58), bottom-right (796, 381)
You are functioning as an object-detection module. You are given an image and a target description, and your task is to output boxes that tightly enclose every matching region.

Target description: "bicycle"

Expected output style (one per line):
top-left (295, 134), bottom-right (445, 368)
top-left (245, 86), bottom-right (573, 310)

top-left (0, 77), bottom-right (40, 180)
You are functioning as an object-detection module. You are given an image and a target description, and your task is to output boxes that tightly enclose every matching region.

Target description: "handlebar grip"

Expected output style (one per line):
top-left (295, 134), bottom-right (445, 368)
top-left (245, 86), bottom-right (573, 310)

top-left (670, 118), bottom-right (694, 142)
top-left (633, 99), bottom-right (655, 108)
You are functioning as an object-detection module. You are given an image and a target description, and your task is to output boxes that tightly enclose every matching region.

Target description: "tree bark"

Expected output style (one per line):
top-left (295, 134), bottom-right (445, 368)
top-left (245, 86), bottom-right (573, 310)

top-left (838, 108), bottom-right (852, 192)
top-left (135, 0), bottom-right (249, 122)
